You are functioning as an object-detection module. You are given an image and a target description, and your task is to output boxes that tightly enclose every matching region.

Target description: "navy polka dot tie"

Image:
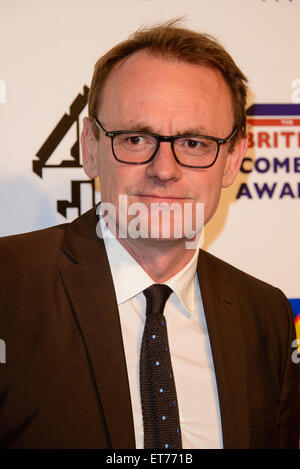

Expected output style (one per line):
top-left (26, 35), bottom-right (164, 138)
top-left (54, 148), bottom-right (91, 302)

top-left (140, 284), bottom-right (182, 449)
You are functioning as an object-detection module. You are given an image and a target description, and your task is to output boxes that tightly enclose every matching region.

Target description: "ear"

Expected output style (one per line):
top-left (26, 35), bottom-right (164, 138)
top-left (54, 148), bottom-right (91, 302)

top-left (222, 136), bottom-right (248, 188)
top-left (81, 116), bottom-right (99, 179)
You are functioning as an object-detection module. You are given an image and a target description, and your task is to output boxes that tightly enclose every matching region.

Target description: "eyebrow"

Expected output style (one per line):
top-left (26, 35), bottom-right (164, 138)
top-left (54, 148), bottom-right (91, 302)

top-left (118, 121), bottom-right (210, 136)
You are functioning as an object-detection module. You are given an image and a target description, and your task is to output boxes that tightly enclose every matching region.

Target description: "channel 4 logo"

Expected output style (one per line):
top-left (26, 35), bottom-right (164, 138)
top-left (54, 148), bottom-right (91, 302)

top-left (32, 86), bottom-right (96, 220)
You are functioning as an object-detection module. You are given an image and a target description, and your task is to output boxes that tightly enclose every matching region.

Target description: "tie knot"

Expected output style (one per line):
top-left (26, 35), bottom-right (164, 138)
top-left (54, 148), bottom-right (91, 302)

top-left (143, 284), bottom-right (172, 318)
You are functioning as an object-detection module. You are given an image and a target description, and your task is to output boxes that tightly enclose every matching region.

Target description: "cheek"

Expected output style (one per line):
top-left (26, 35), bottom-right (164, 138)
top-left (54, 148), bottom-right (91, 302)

top-left (98, 155), bottom-right (139, 202)
top-left (190, 169), bottom-right (224, 223)
top-left (97, 143), bottom-right (121, 198)
top-left (191, 166), bottom-right (222, 200)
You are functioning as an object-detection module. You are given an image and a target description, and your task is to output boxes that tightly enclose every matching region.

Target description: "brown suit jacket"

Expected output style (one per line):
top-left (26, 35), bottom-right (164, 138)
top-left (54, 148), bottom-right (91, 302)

top-left (0, 207), bottom-right (299, 449)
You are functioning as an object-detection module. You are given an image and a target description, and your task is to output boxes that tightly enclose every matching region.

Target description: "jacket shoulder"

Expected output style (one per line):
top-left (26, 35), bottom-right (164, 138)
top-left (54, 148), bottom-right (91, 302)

top-left (199, 248), bottom-right (295, 336)
top-left (199, 248), bottom-right (283, 296)
top-left (0, 224), bottom-right (68, 268)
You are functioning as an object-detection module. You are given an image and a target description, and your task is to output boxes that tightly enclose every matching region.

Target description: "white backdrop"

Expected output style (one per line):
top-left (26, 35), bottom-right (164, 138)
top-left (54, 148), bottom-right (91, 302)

top-left (0, 0), bottom-right (299, 337)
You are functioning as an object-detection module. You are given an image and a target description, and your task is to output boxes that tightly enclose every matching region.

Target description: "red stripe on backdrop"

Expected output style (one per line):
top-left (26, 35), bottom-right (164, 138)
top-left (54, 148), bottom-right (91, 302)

top-left (247, 118), bottom-right (300, 126)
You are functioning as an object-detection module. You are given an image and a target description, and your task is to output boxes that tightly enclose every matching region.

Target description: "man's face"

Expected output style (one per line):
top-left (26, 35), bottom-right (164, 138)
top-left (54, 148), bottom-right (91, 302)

top-left (82, 51), bottom-right (247, 243)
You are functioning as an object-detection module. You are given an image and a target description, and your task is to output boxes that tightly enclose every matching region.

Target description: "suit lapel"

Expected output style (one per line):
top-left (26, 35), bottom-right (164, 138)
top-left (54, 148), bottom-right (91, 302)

top-left (59, 208), bottom-right (135, 448)
top-left (197, 250), bottom-right (250, 449)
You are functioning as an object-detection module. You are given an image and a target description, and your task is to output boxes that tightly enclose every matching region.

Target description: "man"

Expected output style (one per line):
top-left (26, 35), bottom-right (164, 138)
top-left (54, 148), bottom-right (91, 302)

top-left (0, 21), bottom-right (299, 449)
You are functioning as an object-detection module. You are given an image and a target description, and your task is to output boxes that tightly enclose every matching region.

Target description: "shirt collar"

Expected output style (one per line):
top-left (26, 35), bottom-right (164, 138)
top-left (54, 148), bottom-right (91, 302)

top-left (100, 216), bottom-right (200, 316)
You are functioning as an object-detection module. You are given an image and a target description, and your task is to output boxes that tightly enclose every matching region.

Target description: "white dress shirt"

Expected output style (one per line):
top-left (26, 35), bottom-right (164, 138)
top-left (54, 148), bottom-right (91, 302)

top-left (101, 219), bottom-right (223, 449)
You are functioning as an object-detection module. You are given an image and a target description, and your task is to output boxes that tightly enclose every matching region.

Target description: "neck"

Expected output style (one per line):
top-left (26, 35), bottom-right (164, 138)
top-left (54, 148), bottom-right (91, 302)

top-left (117, 236), bottom-right (198, 283)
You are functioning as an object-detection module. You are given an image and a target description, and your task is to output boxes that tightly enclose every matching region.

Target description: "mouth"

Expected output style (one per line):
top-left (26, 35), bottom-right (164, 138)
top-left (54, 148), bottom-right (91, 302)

top-left (134, 194), bottom-right (192, 203)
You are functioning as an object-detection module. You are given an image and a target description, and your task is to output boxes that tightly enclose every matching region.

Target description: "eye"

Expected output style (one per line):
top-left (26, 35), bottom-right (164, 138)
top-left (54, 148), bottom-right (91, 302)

top-left (127, 135), bottom-right (147, 145)
top-left (116, 133), bottom-right (156, 153)
top-left (117, 134), bottom-right (153, 147)
top-left (175, 136), bottom-right (215, 157)
top-left (179, 138), bottom-right (209, 151)
top-left (183, 139), bottom-right (205, 149)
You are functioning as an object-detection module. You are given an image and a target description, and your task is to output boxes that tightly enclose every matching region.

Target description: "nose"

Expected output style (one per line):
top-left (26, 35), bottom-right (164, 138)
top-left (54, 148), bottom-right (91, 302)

top-left (145, 141), bottom-right (182, 182)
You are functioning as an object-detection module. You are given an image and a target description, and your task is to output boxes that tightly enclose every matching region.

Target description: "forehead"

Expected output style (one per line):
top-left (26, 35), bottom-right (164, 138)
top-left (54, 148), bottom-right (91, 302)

top-left (99, 50), bottom-right (233, 134)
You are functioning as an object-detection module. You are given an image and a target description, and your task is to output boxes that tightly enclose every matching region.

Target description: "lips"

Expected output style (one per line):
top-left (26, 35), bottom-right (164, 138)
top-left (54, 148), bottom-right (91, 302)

top-left (135, 194), bottom-right (191, 201)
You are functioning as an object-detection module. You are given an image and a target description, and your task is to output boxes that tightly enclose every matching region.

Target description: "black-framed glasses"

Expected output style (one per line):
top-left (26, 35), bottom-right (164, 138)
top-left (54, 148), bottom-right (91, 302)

top-left (93, 115), bottom-right (237, 169)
